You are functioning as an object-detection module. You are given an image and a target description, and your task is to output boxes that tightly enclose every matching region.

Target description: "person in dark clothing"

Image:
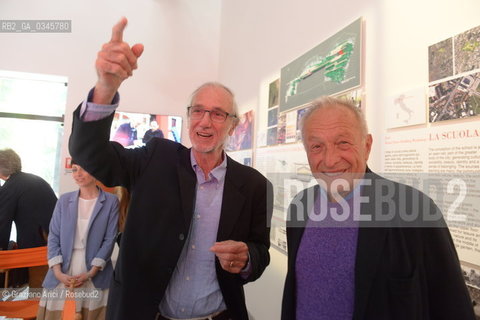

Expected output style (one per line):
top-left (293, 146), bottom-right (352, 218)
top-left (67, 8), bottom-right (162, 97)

top-left (142, 120), bottom-right (164, 144)
top-left (281, 97), bottom-right (475, 320)
top-left (0, 148), bottom-right (57, 287)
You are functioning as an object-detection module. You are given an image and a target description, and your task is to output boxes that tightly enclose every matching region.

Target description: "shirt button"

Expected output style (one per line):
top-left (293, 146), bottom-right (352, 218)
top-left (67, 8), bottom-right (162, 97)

top-left (179, 233), bottom-right (185, 241)
top-left (181, 308), bottom-right (185, 312)
top-left (197, 214), bottom-right (200, 219)
top-left (191, 245), bottom-right (196, 249)
top-left (186, 276), bottom-right (190, 281)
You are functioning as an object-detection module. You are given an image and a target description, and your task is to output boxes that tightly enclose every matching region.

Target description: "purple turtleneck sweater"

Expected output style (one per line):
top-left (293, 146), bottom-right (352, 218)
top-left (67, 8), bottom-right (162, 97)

top-left (295, 192), bottom-right (359, 320)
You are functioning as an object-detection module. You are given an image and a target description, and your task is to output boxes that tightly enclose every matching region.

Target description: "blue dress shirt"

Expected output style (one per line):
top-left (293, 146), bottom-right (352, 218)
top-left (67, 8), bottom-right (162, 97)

top-left (159, 152), bottom-right (227, 318)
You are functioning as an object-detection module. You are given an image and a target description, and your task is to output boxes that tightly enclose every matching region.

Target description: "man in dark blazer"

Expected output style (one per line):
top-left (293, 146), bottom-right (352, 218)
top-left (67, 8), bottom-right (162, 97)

top-left (69, 18), bottom-right (272, 320)
top-left (0, 148), bottom-right (57, 287)
top-left (281, 97), bottom-right (475, 319)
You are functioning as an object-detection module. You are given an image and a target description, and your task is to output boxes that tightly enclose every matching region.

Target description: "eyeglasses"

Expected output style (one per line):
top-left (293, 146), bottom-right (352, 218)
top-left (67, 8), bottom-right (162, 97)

top-left (187, 105), bottom-right (237, 123)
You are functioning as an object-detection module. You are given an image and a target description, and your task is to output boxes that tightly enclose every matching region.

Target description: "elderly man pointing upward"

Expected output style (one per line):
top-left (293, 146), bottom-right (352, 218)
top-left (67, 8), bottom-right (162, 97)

top-left (69, 17), bottom-right (272, 320)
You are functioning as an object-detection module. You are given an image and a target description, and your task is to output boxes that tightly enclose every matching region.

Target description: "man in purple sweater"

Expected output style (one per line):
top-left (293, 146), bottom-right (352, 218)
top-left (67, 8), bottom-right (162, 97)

top-left (281, 97), bottom-right (474, 319)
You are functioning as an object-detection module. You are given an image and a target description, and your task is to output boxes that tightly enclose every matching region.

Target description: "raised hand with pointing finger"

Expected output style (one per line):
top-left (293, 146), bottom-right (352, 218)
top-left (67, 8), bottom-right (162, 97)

top-left (93, 17), bottom-right (144, 105)
top-left (69, 18), bottom-right (272, 319)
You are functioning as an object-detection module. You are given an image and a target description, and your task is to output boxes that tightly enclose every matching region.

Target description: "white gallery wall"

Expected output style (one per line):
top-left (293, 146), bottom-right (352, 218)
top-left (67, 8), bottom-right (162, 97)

top-left (218, 0), bottom-right (480, 318)
top-left (0, 0), bottom-right (222, 192)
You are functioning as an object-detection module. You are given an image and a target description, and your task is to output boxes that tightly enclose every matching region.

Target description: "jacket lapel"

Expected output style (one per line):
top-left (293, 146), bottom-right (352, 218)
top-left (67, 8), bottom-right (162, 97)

top-left (67, 190), bottom-right (79, 234)
top-left (65, 191), bottom-right (79, 267)
top-left (353, 172), bottom-right (388, 320)
top-left (216, 157), bottom-right (246, 241)
top-left (176, 148), bottom-right (197, 232)
top-left (68, 190), bottom-right (80, 221)
top-left (86, 188), bottom-right (105, 236)
top-left (353, 228), bottom-right (387, 319)
top-left (288, 185), bottom-right (316, 264)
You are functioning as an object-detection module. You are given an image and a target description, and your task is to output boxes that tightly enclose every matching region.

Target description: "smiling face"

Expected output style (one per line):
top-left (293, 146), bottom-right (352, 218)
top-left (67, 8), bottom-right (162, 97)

top-left (71, 164), bottom-right (96, 189)
top-left (303, 105), bottom-right (372, 199)
top-left (188, 85), bottom-right (236, 158)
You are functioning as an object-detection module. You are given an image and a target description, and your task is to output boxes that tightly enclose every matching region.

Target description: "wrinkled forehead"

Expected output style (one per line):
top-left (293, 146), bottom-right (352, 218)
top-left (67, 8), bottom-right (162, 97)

top-left (308, 105), bottom-right (360, 129)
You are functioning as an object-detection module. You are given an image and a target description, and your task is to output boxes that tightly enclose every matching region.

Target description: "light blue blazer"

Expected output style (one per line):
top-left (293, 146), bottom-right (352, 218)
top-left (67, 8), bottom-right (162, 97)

top-left (42, 188), bottom-right (119, 289)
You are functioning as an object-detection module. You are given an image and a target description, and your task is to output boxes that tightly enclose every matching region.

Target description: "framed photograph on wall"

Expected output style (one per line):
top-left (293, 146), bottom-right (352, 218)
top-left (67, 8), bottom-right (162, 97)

top-left (279, 17), bottom-right (363, 112)
top-left (111, 111), bottom-right (182, 148)
top-left (226, 110), bottom-right (254, 151)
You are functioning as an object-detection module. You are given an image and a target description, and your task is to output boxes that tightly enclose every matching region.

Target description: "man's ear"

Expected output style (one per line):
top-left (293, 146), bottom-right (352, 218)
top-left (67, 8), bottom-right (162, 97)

top-left (365, 134), bottom-right (373, 160)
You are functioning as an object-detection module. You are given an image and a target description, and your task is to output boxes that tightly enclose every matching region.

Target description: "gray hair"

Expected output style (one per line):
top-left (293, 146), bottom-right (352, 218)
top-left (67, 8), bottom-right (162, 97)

top-left (300, 96), bottom-right (368, 142)
top-left (188, 82), bottom-right (239, 125)
top-left (0, 148), bottom-right (22, 176)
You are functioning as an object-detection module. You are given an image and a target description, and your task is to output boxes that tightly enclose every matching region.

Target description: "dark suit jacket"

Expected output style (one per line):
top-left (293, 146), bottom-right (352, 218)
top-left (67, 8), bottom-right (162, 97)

top-left (0, 172), bottom-right (57, 250)
top-left (69, 106), bottom-right (272, 320)
top-left (281, 170), bottom-right (475, 320)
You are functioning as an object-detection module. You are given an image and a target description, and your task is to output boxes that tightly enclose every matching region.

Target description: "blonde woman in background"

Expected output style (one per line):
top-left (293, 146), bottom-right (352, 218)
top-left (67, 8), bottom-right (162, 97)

top-left (37, 161), bottom-right (119, 320)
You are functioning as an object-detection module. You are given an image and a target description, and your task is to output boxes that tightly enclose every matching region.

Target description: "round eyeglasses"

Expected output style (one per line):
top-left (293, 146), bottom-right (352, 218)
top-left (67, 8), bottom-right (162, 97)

top-left (187, 106), bottom-right (237, 123)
